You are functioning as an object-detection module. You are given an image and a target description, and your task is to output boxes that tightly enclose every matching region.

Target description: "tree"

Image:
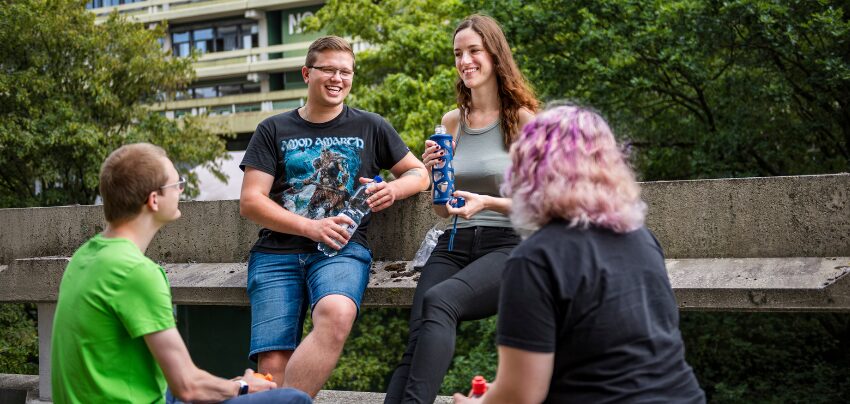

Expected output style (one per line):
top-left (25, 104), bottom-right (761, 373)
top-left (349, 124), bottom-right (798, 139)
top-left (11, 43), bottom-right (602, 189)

top-left (303, 0), bottom-right (469, 156)
top-left (301, 1), bottom-right (850, 402)
top-left (0, 0), bottom-right (229, 207)
top-left (470, 0), bottom-right (850, 180)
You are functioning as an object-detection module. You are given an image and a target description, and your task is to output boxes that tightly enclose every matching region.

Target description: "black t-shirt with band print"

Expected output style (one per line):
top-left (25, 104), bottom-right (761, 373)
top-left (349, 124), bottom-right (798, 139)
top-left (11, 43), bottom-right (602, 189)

top-left (240, 105), bottom-right (410, 254)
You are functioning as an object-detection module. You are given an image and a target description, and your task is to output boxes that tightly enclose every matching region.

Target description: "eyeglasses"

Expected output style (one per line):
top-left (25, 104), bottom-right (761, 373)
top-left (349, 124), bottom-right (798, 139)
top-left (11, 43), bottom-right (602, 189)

top-left (307, 65), bottom-right (354, 80)
top-left (160, 176), bottom-right (186, 192)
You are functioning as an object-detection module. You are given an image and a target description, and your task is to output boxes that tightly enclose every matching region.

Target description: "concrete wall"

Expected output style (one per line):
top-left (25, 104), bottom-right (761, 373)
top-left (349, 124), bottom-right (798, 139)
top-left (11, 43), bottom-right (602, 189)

top-left (1, 174), bottom-right (848, 264)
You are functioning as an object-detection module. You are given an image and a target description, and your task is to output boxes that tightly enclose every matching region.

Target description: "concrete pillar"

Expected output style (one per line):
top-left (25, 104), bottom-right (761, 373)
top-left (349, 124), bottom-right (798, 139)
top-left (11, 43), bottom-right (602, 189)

top-left (37, 303), bottom-right (55, 401)
top-left (257, 11), bottom-right (268, 61)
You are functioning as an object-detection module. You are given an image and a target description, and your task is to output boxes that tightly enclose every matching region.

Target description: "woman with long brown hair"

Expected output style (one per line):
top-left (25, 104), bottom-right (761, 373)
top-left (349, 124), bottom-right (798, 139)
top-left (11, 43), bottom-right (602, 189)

top-left (385, 14), bottom-right (538, 404)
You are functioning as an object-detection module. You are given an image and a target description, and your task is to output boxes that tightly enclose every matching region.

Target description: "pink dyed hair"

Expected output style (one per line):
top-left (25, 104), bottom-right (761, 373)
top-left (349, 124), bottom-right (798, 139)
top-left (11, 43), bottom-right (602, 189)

top-left (502, 103), bottom-right (646, 233)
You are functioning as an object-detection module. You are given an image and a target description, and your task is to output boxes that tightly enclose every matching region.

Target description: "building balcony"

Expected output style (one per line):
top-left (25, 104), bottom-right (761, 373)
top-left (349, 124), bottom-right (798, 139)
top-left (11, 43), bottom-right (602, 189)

top-left (193, 41), bottom-right (310, 79)
top-left (150, 88), bottom-right (307, 133)
top-left (91, 0), bottom-right (323, 25)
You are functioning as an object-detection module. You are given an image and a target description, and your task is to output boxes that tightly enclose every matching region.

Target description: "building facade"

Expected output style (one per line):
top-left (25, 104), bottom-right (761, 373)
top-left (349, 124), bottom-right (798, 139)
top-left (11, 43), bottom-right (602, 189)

top-left (87, 0), bottom-right (331, 150)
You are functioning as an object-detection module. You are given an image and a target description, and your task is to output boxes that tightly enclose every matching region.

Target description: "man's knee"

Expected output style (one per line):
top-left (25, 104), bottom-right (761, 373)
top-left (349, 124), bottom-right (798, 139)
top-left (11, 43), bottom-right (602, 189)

top-left (258, 350), bottom-right (292, 374)
top-left (312, 295), bottom-right (358, 344)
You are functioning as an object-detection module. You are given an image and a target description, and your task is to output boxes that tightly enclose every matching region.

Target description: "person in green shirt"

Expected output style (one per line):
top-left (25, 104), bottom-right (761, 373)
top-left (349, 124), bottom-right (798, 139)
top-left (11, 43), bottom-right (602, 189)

top-left (51, 143), bottom-right (311, 404)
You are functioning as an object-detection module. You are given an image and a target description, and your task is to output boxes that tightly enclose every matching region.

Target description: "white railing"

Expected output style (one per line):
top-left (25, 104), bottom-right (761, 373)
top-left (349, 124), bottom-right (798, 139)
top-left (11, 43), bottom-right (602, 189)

top-left (195, 41), bottom-right (311, 64)
top-left (150, 89), bottom-right (306, 111)
top-left (90, 0), bottom-right (317, 21)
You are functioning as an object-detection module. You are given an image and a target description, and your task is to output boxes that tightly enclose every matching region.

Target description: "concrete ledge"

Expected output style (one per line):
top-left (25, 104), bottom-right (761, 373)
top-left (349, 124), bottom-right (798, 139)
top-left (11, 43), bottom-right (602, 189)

top-left (0, 373), bottom-right (37, 404)
top-left (3, 174), bottom-right (848, 265)
top-left (2, 256), bottom-right (849, 311)
top-left (0, 373), bottom-right (37, 392)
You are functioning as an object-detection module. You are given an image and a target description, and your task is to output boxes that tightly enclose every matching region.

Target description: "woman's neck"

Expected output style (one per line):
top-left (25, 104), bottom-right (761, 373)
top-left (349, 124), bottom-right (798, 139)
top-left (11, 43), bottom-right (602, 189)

top-left (469, 81), bottom-right (500, 113)
top-left (466, 80), bottom-right (501, 127)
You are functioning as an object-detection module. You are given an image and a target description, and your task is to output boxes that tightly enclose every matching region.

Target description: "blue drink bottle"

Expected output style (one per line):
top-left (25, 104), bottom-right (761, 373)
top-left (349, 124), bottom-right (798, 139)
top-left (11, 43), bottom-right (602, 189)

top-left (430, 125), bottom-right (455, 205)
top-left (429, 125), bottom-right (465, 250)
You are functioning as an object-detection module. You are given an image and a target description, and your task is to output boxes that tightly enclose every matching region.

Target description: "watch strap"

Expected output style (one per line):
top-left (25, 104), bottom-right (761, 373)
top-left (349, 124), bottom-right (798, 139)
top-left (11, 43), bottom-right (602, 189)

top-left (237, 379), bottom-right (249, 396)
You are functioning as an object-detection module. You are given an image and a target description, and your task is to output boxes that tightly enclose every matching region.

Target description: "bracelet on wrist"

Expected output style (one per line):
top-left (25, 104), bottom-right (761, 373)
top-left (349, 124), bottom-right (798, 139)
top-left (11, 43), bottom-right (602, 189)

top-left (236, 379), bottom-right (248, 396)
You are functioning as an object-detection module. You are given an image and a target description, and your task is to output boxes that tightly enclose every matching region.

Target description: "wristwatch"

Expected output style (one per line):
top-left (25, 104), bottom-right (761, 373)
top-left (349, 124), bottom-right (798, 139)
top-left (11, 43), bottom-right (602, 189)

top-left (237, 379), bottom-right (249, 396)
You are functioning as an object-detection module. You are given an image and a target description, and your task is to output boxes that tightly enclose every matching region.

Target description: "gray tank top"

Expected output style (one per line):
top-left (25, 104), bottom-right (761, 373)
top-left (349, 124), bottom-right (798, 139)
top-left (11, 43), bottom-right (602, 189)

top-left (451, 119), bottom-right (513, 229)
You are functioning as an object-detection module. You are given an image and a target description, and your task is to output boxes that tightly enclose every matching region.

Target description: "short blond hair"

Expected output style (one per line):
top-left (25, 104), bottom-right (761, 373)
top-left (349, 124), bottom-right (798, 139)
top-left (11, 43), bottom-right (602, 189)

top-left (99, 143), bottom-right (169, 223)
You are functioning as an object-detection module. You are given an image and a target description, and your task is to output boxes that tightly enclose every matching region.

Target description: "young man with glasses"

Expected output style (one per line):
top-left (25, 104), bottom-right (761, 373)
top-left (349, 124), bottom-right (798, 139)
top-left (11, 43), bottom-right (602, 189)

top-left (239, 36), bottom-right (429, 397)
top-left (51, 143), bottom-right (311, 404)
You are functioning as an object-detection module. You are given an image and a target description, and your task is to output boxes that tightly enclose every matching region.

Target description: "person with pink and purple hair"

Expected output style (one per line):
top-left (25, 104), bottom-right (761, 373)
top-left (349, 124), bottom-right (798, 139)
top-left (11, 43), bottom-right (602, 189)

top-left (454, 103), bottom-right (705, 403)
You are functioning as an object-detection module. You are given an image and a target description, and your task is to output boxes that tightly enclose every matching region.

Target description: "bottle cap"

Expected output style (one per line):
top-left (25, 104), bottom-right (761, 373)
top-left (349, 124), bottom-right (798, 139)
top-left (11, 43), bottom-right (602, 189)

top-left (471, 375), bottom-right (487, 395)
top-left (374, 175), bottom-right (383, 183)
top-left (435, 124), bottom-right (446, 134)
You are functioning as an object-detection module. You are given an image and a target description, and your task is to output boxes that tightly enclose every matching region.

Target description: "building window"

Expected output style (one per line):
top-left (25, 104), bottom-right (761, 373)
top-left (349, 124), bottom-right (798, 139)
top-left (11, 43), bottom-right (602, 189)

top-left (172, 31), bottom-right (191, 58)
top-left (179, 80), bottom-right (262, 100)
top-left (171, 21), bottom-right (259, 57)
top-left (86, 0), bottom-right (141, 9)
top-left (193, 28), bottom-right (214, 54)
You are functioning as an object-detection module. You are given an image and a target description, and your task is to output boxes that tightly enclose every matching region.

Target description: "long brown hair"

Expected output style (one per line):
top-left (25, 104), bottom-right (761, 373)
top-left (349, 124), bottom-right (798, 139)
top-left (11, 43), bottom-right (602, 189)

top-left (454, 14), bottom-right (538, 148)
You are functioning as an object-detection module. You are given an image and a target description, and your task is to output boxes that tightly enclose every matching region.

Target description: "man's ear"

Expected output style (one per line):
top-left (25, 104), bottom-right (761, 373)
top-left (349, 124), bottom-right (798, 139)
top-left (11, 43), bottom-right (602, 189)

top-left (302, 65), bottom-right (310, 83)
top-left (145, 191), bottom-right (159, 212)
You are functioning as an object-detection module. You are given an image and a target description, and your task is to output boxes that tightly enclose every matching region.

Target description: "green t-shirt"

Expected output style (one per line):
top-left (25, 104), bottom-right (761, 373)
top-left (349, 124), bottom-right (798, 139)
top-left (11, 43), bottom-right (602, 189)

top-left (51, 234), bottom-right (176, 404)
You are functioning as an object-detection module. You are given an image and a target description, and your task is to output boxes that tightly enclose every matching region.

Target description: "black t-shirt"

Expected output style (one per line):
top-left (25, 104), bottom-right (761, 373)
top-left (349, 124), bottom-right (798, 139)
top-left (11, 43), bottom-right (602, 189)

top-left (240, 105), bottom-right (409, 254)
top-left (498, 221), bottom-right (705, 403)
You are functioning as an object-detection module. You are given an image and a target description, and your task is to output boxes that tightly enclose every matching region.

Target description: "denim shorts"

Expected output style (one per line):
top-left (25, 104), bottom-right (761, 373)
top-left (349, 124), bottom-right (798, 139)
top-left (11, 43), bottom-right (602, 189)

top-left (246, 242), bottom-right (372, 361)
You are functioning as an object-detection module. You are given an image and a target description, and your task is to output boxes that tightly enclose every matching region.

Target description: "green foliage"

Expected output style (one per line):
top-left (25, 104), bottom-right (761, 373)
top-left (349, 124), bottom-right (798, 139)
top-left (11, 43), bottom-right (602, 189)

top-left (440, 317), bottom-right (498, 395)
top-left (0, 0), bottom-right (229, 207)
top-left (319, 309), bottom-right (850, 403)
top-left (324, 308), bottom-right (411, 392)
top-left (0, 304), bottom-right (38, 375)
top-left (309, 309), bottom-right (498, 395)
top-left (303, 0), bottom-right (470, 156)
top-left (298, 1), bottom-right (850, 401)
top-left (470, 0), bottom-right (850, 180)
top-left (681, 312), bottom-right (850, 403)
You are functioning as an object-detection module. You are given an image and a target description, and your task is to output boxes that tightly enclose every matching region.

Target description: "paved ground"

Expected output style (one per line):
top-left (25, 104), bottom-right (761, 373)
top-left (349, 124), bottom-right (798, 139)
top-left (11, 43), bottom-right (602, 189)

top-left (315, 390), bottom-right (454, 403)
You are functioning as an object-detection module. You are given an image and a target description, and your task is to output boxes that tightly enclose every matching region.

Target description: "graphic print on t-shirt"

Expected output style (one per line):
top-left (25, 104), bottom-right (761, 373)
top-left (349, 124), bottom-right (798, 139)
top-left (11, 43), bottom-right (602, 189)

top-left (279, 136), bottom-right (364, 219)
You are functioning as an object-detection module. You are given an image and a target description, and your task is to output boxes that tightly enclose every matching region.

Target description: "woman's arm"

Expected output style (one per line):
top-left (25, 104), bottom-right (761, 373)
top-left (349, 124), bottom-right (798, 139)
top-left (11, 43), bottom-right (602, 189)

top-left (453, 345), bottom-right (554, 404)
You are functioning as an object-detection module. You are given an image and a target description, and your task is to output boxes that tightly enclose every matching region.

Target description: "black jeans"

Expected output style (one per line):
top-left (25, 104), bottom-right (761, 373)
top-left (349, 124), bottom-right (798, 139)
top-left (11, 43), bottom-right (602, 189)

top-left (385, 226), bottom-right (521, 404)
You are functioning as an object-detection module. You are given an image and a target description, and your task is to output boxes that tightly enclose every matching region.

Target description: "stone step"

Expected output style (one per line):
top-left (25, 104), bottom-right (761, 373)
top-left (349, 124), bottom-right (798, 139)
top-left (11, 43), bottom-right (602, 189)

top-left (0, 374), bottom-right (453, 404)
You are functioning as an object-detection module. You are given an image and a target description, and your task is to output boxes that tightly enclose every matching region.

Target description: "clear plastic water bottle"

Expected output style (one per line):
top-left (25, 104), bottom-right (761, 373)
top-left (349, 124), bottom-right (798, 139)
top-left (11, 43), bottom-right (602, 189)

top-left (318, 176), bottom-right (383, 257)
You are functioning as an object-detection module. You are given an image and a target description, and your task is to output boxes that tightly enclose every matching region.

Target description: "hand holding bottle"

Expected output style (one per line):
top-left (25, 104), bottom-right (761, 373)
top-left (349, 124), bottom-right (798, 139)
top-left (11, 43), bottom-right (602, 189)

top-left (429, 125), bottom-right (456, 205)
top-left (318, 176), bottom-right (383, 257)
top-left (422, 139), bottom-right (455, 171)
top-left (306, 215), bottom-right (355, 249)
top-left (445, 190), bottom-right (487, 220)
top-left (360, 177), bottom-right (398, 212)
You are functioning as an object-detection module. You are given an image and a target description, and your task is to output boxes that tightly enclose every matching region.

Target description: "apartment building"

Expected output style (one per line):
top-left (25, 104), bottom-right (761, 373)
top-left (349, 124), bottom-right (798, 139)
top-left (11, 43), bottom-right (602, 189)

top-left (84, 1), bottom-right (341, 367)
top-left (87, 0), bottom-right (332, 199)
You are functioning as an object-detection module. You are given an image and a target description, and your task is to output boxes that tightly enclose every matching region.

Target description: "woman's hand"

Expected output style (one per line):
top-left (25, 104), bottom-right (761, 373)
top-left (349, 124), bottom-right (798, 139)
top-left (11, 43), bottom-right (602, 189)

top-left (421, 139), bottom-right (455, 171)
top-left (446, 190), bottom-right (488, 219)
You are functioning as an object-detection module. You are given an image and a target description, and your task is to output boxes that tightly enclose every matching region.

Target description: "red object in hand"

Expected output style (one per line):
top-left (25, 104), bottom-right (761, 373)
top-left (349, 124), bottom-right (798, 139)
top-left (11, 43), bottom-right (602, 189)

top-left (471, 375), bottom-right (487, 398)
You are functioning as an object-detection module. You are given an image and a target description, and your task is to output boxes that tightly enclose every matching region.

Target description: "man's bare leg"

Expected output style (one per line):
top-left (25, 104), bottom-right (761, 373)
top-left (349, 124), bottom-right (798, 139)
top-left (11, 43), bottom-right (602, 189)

top-left (283, 294), bottom-right (357, 397)
top-left (258, 350), bottom-right (294, 387)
